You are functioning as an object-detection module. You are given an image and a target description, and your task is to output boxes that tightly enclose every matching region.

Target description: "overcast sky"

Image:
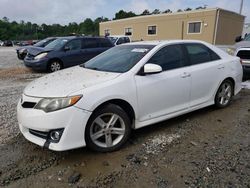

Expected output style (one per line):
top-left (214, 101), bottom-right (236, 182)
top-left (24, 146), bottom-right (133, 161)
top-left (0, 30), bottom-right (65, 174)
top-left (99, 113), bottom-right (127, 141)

top-left (0, 0), bottom-right (249, 25)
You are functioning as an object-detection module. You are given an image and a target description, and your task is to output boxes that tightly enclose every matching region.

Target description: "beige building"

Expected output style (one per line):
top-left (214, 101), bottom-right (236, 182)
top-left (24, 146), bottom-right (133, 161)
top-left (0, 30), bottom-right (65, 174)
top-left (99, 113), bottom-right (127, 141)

top-left (100, 8), bottom-right (245, 45)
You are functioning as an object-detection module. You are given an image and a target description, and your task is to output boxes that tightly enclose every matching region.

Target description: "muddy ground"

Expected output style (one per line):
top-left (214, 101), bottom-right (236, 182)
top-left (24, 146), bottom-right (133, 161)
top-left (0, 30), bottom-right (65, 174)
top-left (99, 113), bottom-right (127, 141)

top-left (0, 47), bottom-right (250, 188)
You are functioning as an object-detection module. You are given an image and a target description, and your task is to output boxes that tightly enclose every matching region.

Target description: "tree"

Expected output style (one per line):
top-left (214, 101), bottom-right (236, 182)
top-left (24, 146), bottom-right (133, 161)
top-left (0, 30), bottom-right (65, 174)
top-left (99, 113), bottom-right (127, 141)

top-left (141, 9), bottom-right (150, 15)
top-left (114, 10), bottom-right (137, 20)
top-left (2, 17), bottom-right (9, 22)
top-left (152, 9), bottom-right (161, 14)
top-left (79, 18), bottom-right (94, 35)
top-left (184, 8), bottom-right (192, 11)
top-left (177, 9), bottom-right (183, 12)
top-left (163, 9), bottom-right (172, 14)
top-left (196, 5), bottom-right (207, 10)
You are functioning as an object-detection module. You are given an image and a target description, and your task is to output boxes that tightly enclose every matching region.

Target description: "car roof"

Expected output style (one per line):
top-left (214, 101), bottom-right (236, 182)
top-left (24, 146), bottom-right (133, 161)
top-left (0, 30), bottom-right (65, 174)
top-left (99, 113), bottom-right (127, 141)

top-left (109, 35), bottom-right (129, 38)
top-left (56, 36), bottom-right (109, 40)
top-left (123, 40), bottom-right (211, 46)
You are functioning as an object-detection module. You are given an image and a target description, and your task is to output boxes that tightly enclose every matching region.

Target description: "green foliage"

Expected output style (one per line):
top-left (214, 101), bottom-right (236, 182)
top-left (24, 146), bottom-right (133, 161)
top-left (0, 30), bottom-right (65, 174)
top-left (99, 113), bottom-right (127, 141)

top-left (0, 16), bottom-right (109, 40)
top-left (113, 10), bottom-right (137, 20)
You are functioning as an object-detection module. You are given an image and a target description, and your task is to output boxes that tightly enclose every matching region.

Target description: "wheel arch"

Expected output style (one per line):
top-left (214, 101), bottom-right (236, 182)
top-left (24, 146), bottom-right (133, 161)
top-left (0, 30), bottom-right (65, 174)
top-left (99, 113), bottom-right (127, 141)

top-left (47, 58), bottom-right (64, 69)
top-left (89, 99), bottom-right (136, 128)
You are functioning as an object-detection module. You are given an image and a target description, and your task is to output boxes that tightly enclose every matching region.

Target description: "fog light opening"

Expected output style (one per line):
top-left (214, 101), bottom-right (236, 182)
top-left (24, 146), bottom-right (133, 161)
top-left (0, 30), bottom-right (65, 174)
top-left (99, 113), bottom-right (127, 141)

top-left (50, 130), bottom-right (61, 141)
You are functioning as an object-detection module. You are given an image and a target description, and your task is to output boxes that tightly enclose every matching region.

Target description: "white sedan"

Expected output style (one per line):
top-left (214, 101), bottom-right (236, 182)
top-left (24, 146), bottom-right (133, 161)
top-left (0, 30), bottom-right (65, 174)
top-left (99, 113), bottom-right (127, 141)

top-left (17, 40), bottom-right (243, 152)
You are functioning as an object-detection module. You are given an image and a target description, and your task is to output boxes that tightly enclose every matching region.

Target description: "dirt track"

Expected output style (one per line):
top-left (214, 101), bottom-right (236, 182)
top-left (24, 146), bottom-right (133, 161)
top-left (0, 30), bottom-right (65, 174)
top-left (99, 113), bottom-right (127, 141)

top-left (0, 47), bottom-right (250, 188)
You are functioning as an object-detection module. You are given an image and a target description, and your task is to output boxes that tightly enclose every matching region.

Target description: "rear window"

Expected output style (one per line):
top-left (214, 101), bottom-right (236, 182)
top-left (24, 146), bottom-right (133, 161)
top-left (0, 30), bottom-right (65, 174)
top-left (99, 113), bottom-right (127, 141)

top-left (236, 50), bottom-right (250, 59)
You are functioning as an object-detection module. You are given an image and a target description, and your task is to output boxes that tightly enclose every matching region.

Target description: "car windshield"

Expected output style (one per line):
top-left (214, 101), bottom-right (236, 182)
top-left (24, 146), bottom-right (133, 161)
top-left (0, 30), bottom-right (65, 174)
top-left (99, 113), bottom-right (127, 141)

top-left (108, 37), bottom-right (118, 44)
top-left (244, 34), bottom-right (250, 41)
top-left (34, 39), bottom-right (48, 47)
top-left (45, 38), bottom-right (68, 50)
top-left (83, 45), bottom-right (155, 73)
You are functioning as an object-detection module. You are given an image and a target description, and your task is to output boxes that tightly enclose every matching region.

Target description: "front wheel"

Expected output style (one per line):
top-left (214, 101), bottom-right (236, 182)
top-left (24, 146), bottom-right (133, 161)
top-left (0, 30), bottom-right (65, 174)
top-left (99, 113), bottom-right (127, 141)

top-left (48, 61), bottom-right (62, 72)
top-left (215, 80), bottom-right (233, 108)
top-left (85, 104), bottom-right (131, 152)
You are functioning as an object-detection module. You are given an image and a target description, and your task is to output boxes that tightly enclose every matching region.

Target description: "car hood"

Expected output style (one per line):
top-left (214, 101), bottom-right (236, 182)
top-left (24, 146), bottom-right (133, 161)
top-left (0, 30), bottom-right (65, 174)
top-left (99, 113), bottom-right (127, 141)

top-left (234, 41), bottom-right (250, 49)
top-left (27, 47), bottom-right (52, 56)
top-left (24, 66), bottom-right (121, 98)
top-left (16, 45), bottom-right (32, 51)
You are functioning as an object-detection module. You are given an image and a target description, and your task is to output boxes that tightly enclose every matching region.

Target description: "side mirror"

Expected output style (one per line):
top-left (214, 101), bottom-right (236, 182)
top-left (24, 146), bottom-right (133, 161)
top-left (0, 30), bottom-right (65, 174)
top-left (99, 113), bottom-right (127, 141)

top-left (143, 63), bottom-right (162, 75)
top-left (235, 36), bottom-right (242, 42)
top-left (64, 46), bottom-right (70, 51)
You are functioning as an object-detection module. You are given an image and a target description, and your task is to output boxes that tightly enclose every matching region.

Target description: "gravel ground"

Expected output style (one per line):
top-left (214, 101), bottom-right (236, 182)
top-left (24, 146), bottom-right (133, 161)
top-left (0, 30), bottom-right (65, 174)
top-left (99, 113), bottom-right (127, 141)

top-left (0, 47), bottom-right (250, 188)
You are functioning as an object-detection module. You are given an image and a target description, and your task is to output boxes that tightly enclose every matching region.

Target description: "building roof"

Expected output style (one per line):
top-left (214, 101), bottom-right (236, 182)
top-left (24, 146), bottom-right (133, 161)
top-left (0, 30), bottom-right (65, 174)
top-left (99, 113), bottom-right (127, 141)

top-left (100, 7), bottom-right (245, 25)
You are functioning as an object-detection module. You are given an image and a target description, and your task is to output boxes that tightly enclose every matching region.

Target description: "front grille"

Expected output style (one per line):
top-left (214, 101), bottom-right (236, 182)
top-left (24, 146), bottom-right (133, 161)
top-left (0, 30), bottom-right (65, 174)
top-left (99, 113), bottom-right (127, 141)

top-left (236, 50), bottom-right (250, 60)
top-left (29, 129), bottom-right (49, 139)
top-left (22, 102), bottom-right (36, 108)
top-left (26, 53), bottom-right (34, 59)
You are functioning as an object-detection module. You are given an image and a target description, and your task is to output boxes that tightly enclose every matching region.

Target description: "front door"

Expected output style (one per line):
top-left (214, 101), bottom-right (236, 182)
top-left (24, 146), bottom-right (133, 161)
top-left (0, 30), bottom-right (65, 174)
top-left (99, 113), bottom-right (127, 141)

top-left (63, 39), bottom-right (82, 67)
top-left (135, 44), bottom-right (191, 122)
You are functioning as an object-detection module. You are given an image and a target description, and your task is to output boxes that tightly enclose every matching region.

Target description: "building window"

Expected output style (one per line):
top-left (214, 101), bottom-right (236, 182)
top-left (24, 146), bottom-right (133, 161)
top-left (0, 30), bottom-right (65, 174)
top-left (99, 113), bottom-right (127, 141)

top-left (188, 22), bottom-right (202, 34)
top-left (125, 28), bottom-right (132, 36)
top-left (104, 29), bottom-right (110, 36)
top-left (148, 26), bottom-right (157, 35)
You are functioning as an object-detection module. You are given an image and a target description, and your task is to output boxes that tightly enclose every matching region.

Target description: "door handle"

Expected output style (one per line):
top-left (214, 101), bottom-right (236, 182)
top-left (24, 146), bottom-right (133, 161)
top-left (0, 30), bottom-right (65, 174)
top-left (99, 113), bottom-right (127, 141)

top-left (218, 64), bottom-right (225, 69)
top-left (181, 72), bottom-right (191, 78)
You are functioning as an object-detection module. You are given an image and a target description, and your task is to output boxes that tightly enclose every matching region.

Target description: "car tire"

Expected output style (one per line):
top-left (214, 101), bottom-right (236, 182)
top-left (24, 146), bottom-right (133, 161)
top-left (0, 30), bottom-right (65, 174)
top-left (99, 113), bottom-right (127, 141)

top-left (85, 104), bottom-right (131, 152)
top-left (48, 61), bottom-right (62, 72)
top-left (215, 80), bottom-right (233, 108)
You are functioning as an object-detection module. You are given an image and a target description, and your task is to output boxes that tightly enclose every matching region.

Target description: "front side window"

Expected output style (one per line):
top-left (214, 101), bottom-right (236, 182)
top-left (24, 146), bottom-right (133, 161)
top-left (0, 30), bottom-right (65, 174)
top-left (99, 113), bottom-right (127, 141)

top-left (147, 44), bottom-right (186, 71)
top-left (188, 22), bottom-right (201, 34)
top-left (65, 39), bottom-right (81, 50)
top-left (125, 28), bottom-right (133, 36)
top-left (83, 45), bottom-right (154, 73)
top-left (148, 26), bottom-right (157, 35)
top-left (185, 43), bottom-right (220, 65)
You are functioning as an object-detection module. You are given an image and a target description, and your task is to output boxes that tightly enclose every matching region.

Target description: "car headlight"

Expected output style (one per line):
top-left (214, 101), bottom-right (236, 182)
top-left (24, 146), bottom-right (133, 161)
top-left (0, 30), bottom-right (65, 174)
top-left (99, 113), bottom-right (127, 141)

top-left (34, 95), bottom-right (82, 113)
top-left (19, 48), bottom-right (26, 53)
top-left (226, 48), bottom-right (236, 56)
top-left (34, 52), bottom-right (48, 60)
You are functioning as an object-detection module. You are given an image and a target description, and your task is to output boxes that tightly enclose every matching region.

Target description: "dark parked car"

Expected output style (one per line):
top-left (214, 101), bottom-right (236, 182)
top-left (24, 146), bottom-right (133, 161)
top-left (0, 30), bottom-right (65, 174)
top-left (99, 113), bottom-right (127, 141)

top-left (3, 40), bottom-right (13, 47)
top-left (24, 36), bottom-right (114, 72)
top-left (16, 37), bottom-right (57, 60)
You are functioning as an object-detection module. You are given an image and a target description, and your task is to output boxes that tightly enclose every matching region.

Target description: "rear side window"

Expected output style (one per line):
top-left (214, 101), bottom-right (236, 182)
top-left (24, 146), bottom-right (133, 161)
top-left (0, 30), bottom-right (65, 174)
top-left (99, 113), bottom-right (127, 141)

top-left (99, 38), bottom-right (113, 47)
top-left (184, 43), bottom-right (220, 65)
top-left (82, 38), bottom-right (99, 48)
top-left (147, 44), bottom-right (186, 71)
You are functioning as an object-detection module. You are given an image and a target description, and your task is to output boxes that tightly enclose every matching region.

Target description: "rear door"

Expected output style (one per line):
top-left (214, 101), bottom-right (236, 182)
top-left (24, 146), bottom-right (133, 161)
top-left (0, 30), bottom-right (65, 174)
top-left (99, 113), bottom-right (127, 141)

top-left (81, 38), bottom-right (102, 62)
top-left (183, 43), bottom-right (225, 107)
top-left (135, 44), bottom-right (191, 122)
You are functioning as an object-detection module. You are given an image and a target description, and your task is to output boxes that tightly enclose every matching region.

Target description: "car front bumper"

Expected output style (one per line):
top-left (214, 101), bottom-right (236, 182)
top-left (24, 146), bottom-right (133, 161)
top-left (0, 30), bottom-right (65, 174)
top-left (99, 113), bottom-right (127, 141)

top-left (17, 95), bottom-right (92, 151)
top-left (24, 58), bottom-right (48, 71)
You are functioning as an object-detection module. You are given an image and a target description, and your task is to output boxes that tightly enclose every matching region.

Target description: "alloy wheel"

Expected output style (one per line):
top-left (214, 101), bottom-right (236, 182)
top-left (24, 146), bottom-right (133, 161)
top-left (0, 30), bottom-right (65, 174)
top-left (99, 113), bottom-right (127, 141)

top-left (89, 113), bottom-right (126, 148)
top-left (217, 82), bottom-right (232, 106)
